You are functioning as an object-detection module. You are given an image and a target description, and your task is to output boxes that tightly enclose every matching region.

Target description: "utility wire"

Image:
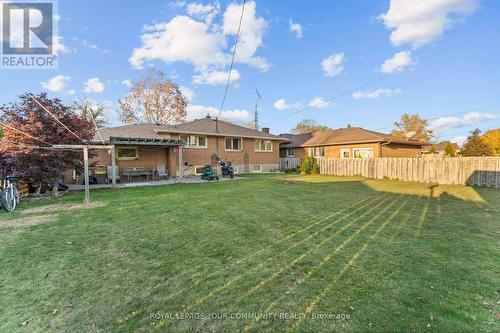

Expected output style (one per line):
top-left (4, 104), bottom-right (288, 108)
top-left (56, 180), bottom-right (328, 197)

top-left (0, 120), bottom-right (53, 146)
top-left (28, 93), bottom-right (84, 142)
top-left (218, 0), bottom-right (246, 118)
top-left (262, 76), bottom-right (386, 126)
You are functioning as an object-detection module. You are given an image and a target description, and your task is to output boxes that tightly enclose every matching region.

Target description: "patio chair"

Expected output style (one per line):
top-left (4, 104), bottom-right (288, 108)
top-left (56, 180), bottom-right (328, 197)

top-left (156, 164), bottom-right (169, 180)
top-left (106, 166), bottom-right (120, 183)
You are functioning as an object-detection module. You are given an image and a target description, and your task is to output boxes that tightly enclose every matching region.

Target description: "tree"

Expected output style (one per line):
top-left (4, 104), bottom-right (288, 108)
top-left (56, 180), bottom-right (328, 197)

top-left (391, 113), bottom-right (433, 142)
top-left (481, 128), bottom-right (500, 155)
top-left (0, 93), bottom-right (95, 193)
top-left (118, 68), bottom-right (188, 125)
top-left (291, 119), bottom-right (331, 134)
top-left (461, 129), bottom-right (493, 156)
top-left (72, 97), bottom-right (108, 128)
top-left (444, 142), bottom-right (456, 157)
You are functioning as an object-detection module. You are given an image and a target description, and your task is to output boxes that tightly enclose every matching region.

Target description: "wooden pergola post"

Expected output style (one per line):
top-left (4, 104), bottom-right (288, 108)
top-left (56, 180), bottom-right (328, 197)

top-left (83, 146), bottom-right (90, 203)
top-left (110, 145), bottom-right (117, 188)
top-left (178, 145), bottom-right (184, 182)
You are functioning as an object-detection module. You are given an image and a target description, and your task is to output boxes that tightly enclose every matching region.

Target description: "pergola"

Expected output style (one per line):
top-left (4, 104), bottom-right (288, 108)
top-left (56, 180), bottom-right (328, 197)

top-left (54, 136), bottom-right (185, 202)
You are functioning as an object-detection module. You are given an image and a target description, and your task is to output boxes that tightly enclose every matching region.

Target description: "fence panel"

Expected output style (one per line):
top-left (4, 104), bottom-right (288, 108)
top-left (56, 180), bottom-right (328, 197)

top-left (314, 157), bottom-right (500, 188)
top-left (279, 157), bottom-right (301, 171)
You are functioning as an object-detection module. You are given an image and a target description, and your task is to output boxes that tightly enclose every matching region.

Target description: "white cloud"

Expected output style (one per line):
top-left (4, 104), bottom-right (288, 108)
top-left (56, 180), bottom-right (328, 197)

top-left (130, 0), bottom-right (268, 77)
top-left (321, 53), bottom-right (344, 77)
top-left (308, 97), bottom-right (330, 109)
top-left (273, 98), bottom-right (301, 110)
top-left (352, 88), bottom-right (402, 99)
top-left (180, 86), bottom-right (194, 101)
top-left (380, 51), bottom-right (416, 74)
top-left (192, 69), bottom-right (240, 85)
top-left (378, 0), bottom-right (479, 49)
top-left (129, 16), bottom-right (226, 70)
top-left (121, 79), bottom-right (133, 88)
top-left (41, 75), bottom-right (70, 92)
top-left (187, 2), bottom-right (220, 23)
top-left (223, 1), bottom-right (269, 71)
top-left (83, 77), bottom-right (105, 93)
top-left (451, 136), bottom-right (467, 146)
top-left (68, 89), bottom-right (76, 96)
top-left (53, 35), bottom-right (72, 54)
top-left (431, 112), bottom-right (497, 129)
top-left (81, 39), bottom-right (109, 53)
top-left (288, 19), bottom-right (303, 39)
top-left (186, 104), bottom-right (252, 123)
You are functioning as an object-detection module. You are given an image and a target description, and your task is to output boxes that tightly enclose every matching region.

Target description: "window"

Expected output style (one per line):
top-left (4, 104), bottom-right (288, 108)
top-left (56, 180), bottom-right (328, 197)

top-left (252, 165), bottom-right (262, 173)
top-left (117, 147), bottom-right (138, 160)
top-left (194, 166), bottom-right (205, 175)
top-left (353, 148), bottom-right (374, 159)
top-left (180, 135), bottom-right (207, 148)
top-left (225, 137), bottom-right (242, 151)
top-left (308, 147), bottom-right (325, 157)
top-left (340, 149), bottom-right (350, 158)
top-left (254, 139), bottom-right (273, 152)
top-left (286, 148), bottom-right (294, 157)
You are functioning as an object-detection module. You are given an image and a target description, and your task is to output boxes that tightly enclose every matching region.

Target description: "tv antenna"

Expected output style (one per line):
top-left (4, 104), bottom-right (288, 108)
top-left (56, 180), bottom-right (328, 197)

top-left (254, 88), bottom-right (262, 130)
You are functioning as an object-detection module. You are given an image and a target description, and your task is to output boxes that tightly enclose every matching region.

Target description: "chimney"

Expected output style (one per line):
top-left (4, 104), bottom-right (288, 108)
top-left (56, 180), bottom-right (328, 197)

top-left (205, 114), bottom-right (212, 119)
top-left (262, 127), bottom-right (270, 134)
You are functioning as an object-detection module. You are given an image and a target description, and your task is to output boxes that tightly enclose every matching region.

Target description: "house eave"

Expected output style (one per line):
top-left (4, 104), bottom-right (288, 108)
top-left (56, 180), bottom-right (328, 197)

top-left (154, 129), bottom-right (289, 141)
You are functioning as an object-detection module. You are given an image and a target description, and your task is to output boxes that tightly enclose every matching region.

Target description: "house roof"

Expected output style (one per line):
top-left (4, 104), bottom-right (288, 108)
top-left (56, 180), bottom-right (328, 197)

top-left (96, 117), bottom-right (286, 143)
top-left (422, 141), bottom-right (460, 152)
top-left (280, 127), bottom-right (426, 148)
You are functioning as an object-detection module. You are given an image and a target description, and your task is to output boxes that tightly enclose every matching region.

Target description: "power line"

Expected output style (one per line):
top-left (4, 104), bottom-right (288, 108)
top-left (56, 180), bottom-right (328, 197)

top-left (262, 76), bottom-right (386, 126)
top-left (0, 120), bottom-right (53, 146)
top-left (28, 93), bottom-right (84, 142)
top-left (218, 0), bottom-right (246, 118)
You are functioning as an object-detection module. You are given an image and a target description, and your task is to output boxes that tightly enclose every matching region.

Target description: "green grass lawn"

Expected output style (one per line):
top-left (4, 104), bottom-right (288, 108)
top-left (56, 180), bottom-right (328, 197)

top-left (0, 174), bottom-right (499, 332)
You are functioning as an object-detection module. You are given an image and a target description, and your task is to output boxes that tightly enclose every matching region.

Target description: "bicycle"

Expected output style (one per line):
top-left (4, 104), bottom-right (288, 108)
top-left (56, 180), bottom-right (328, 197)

top-left (1, 175), bottom-right (20, 212)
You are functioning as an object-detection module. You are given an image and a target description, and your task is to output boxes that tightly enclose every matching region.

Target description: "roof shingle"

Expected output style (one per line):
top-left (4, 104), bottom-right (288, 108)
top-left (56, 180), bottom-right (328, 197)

top-left (96, 117), bottom-right (286, 142)
top-left (280, 127), bottom-right (426, 148)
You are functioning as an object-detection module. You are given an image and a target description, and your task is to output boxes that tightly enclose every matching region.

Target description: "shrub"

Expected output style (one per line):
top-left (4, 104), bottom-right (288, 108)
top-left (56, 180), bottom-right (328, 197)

top-left (299, 156), bottom-right (320, 175)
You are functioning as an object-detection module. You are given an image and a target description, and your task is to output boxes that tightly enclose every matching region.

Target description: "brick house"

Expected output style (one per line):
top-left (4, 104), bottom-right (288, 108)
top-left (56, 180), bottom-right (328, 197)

top-left (279, 127), bottom-right (425, 159)
top-left (69, 116), bottom-right (286, 183)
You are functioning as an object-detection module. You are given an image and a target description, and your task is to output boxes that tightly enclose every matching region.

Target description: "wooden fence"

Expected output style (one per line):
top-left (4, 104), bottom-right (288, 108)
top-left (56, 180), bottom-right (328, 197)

top-left (280, 157), bottom-right (500, 188)
top-left (279, 157), bottom-right (301, 171)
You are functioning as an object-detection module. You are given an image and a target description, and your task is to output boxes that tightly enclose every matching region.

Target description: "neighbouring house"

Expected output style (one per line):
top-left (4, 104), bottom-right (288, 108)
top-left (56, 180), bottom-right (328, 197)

top-left (279, 127), bottom-right (425, 159)
top-left (66, 115), bottom-right (287, 184)
top-left (421, 141), bottom-right (461, 156)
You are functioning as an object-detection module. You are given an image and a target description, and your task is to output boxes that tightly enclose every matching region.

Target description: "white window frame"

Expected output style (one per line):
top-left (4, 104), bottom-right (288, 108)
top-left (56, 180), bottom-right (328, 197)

top-left (194, 165), bottom-right (205, 175)
top-left (308, 146), bottom-right (325, 158)
top-left (340, 149), bottom-right (350, 159)
top-left (286, 148), bottom-right (294, 157)
top-left (116, 147), bottom-right (139, 160)
top-left (225, 137), bottom-right (243, 151)
top-left (352, 148), bottom-right (374, 159)
top-left (252, 164), bottom-right (262, 173)
top-left (254, 139), bottom-right (273, 152)
top-left (180, 135), bottom-right (208, 149)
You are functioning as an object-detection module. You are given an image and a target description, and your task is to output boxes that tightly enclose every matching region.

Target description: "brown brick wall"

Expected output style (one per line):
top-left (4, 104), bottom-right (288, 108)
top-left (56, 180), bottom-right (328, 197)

top-left (381, 143), bottom-right (421, 157)
top-left (279, 142), bottom-right (421, 159)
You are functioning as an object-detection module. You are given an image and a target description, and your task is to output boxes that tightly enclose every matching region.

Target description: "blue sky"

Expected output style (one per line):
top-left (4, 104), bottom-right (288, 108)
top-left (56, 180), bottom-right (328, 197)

top-left (1, 0), bottom-right (499, 144)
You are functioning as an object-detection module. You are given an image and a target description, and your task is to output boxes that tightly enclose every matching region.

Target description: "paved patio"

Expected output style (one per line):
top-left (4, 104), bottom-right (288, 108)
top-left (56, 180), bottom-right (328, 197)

top-left (67, 176), bottom-right (245, 190)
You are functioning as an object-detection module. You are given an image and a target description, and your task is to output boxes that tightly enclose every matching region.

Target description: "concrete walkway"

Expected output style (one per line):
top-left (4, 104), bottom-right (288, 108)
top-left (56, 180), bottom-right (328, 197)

top-left (68, 176), bottom-right (245, 190)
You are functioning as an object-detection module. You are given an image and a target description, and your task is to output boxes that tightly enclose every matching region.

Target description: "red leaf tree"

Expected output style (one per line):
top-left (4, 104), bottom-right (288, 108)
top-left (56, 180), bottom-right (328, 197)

top-left (0, 93), bottom-right (95, 192)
